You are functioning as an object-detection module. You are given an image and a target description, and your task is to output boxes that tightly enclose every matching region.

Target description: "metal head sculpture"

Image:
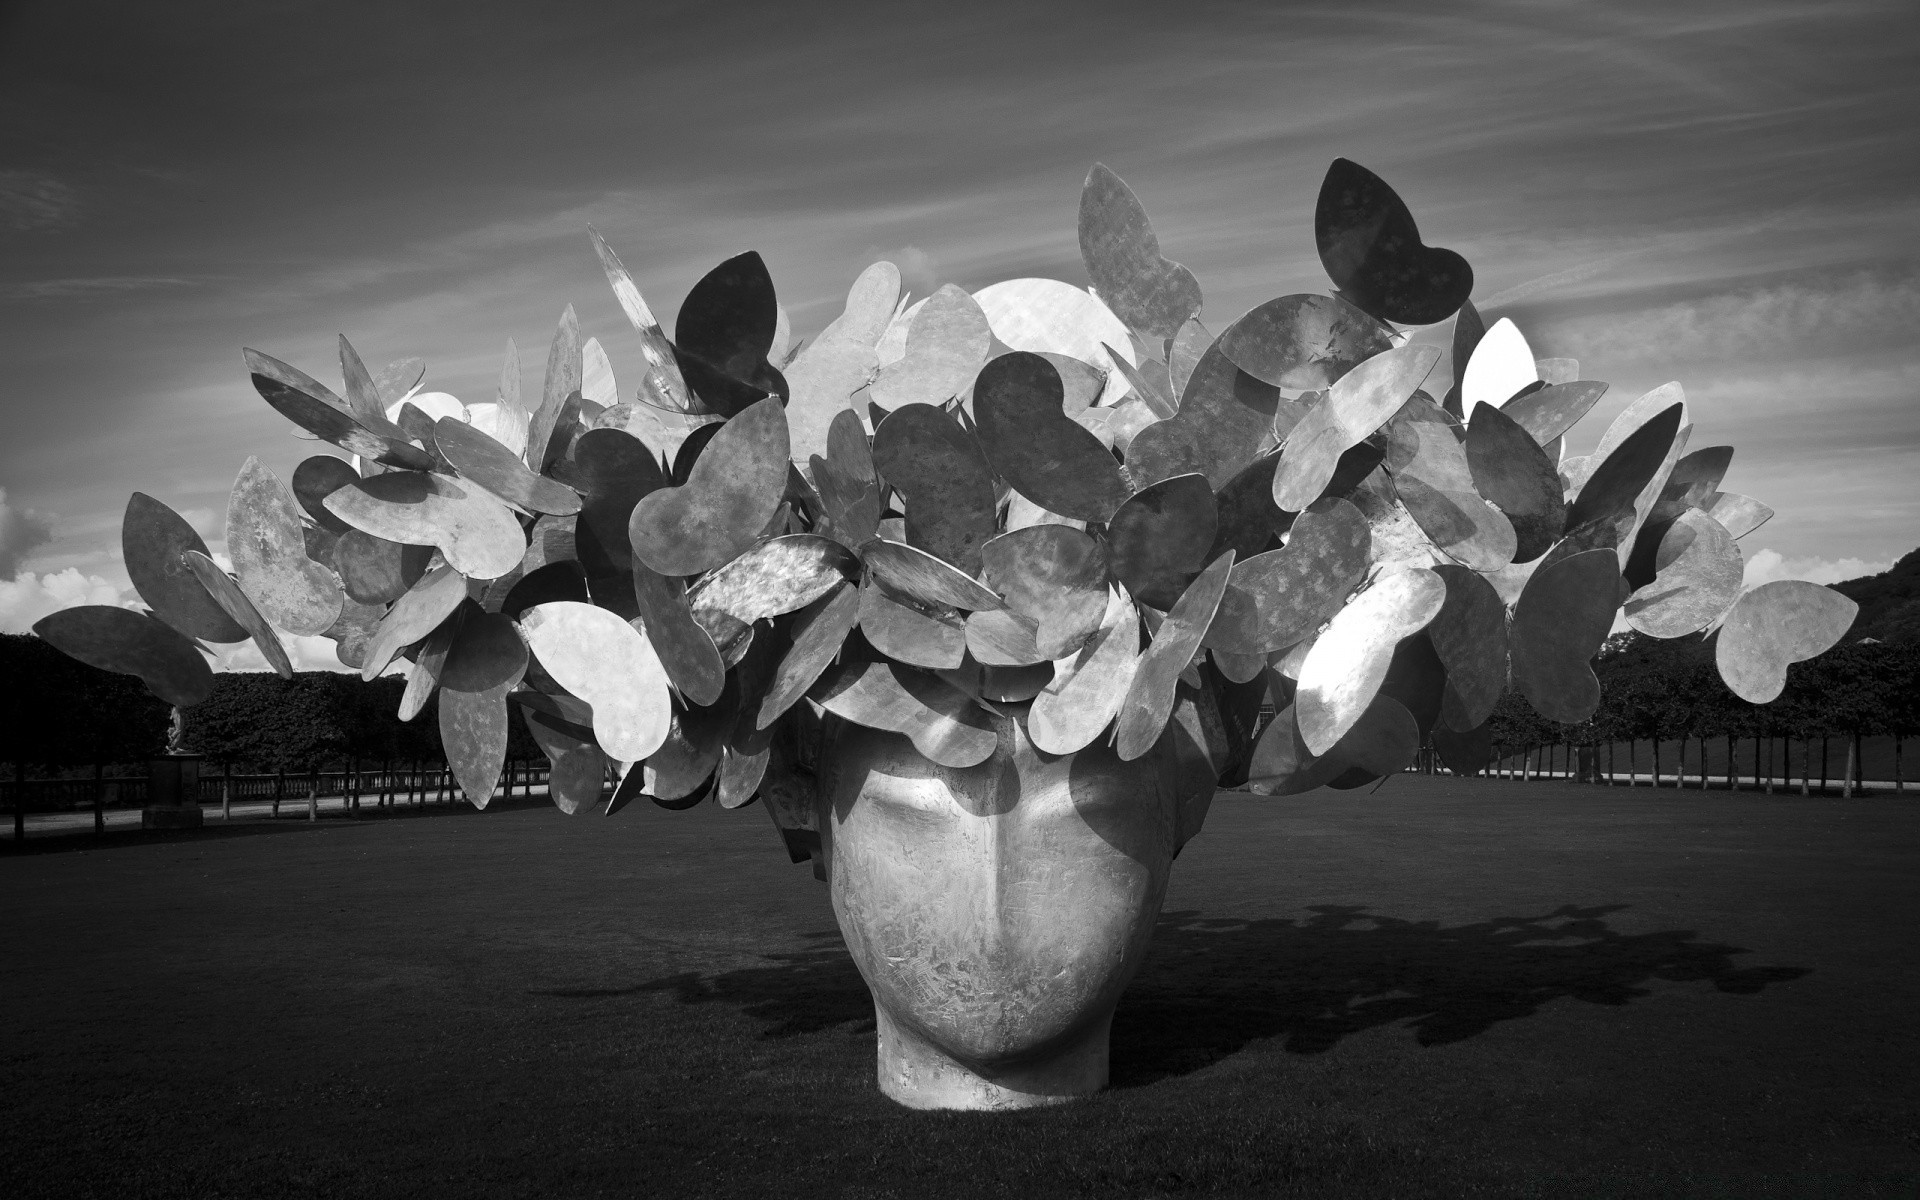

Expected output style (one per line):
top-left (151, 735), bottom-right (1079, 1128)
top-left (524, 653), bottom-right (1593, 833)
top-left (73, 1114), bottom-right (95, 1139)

top-left (33, 159), bottom-right (1857, 1107)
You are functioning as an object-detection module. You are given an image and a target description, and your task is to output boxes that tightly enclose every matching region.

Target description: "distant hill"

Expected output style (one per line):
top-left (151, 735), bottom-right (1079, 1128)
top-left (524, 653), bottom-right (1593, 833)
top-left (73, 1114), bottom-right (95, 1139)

top-left (1832, 547), bottom-right (1920, 643)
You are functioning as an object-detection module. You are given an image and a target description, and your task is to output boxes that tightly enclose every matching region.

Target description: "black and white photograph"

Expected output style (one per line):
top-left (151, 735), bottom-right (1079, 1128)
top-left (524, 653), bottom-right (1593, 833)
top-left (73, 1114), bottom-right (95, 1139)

top-left (2, 2), bottom-right (1916, 1195)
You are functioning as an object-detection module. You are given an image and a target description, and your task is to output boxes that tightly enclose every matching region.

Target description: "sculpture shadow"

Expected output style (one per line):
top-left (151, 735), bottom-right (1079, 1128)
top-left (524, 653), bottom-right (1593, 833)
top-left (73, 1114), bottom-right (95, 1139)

top-left (610, 903), bottom-right (1808, 1084)
top-left (1107, 904), bottom-right (1807, 1086)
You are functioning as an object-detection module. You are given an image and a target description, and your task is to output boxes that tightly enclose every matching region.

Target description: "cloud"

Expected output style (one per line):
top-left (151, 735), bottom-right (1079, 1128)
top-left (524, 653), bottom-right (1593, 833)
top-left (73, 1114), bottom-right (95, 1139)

top-left (0, 568), bottom-right (128, 633)
top-left (1532, 270), bottom-right (1920, 369)
top-left (0, 170), bottom-right (79, 232)
top-left (0, 558), bottom-right (367, 676)
top-left (214, 632), bottom-right (367, 676)
top-left (865, 245), bottom-right (938, 301)
top-left (0, 276), bottom-right (200, 301)
top-left (1742, 548), bottom-right (1891, 587)
top-left (0, 487), bottom-right (53, 579)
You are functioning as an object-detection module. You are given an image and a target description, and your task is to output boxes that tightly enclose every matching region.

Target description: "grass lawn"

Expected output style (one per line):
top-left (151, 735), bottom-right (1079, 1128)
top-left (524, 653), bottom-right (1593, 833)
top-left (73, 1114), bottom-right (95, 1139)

top-left (4, 776), bottom-right (1917, 1199)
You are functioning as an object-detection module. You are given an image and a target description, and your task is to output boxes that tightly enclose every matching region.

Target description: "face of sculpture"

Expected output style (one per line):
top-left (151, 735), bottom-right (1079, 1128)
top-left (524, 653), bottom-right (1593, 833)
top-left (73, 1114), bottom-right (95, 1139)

top-left (818, 709), bottom-right (1216, 1070)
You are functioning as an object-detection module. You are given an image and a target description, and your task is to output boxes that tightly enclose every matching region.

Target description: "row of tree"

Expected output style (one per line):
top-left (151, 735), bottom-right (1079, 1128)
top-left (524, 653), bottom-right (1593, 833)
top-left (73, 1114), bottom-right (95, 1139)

top-left (1485, 635), bottom-right (1920, 754)
top-left (6, 624), bottom-right (1915, 781)
top-left (0, 634), bottom-right (537, 775)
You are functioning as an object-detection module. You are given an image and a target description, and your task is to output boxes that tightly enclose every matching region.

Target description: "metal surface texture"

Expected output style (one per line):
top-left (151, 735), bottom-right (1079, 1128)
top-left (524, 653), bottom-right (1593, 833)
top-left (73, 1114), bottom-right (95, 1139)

top-left (1313, 157), bottom-right (1473, 326)
top-left (1715, 580), bottom-right (1858, 703)
top-left (1294, 566), bottom-right (1445, 755)
top-left (181, 550), bottom-right (293, 678)
top-left (1104, 473), bottom-right (1218, 610)
top-left (324, 470), bottom-right (525, 580)
top-left (1125, 341), bottom-right (1282, 490)
top-left (1206, 497), bottom-right (1369, 656)
top-left (226, 457), bottom-right (345, 636)
top-left (871, 402), bottom-right (999, 574)
top-left (1271, 344), bottom-right (1439, 512)
top-left (1115, 551), bottom-right (1235, 761)
top-left (1508, 548), bottom-right (1629, 724)
top-left (1077, 163), bottom-right (1202, 339)
top-left (33, 606), bottom-right (215, 707)
top-left (973, 351), bottom-right (1132, 523)
top-left (628, 396), bottom-right (789, 577)
top-left (121, 492), bottom-right (248, 643)
top-left (1214, 293), bottom-right (1393, 391)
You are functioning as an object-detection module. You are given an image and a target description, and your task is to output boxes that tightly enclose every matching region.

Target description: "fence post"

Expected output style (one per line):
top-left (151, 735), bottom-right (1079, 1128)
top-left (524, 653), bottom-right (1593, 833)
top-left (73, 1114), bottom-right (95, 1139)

top-left (1843, 732), bottom-right (1858, 798)
top-left (221, 759), bottom-right (232, 821)
top-left (12, 759), bottom-right (23, 847)
top-left (274, 768), bottom-right (284, 818)
top-left (92, 760), bottom-right (105, 835)
top-left (1898, 733), bottom-right (1905, 796)
top-left (308, 766), bottom-right (318, 822)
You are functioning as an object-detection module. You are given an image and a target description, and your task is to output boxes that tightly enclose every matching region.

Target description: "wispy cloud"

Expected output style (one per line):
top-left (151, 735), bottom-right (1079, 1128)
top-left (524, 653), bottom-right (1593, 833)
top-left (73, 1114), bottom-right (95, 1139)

top-left (1534, 269), bottom-right (1920, 368)
top-left (0, 170), bottom-right (79, 232)
top-left (1743, 548), bottom-right (1892, 587)
top-left (0, 275), bottom-right (202, 301)
top-left (0, 486), bottom-right (52, 578)
top-left (2, 0), bottom-right (1916, 588)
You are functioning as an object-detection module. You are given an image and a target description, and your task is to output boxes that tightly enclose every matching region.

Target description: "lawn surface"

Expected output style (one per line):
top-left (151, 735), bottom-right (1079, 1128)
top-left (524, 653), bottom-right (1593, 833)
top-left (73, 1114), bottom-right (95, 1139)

top-left (4, 777), bottom-right (1917, 1198)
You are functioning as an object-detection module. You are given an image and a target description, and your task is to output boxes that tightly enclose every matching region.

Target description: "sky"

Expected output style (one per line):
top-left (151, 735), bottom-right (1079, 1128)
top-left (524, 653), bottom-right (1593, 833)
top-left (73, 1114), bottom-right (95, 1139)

top-left (0, 0), bottom-right (1915, 668)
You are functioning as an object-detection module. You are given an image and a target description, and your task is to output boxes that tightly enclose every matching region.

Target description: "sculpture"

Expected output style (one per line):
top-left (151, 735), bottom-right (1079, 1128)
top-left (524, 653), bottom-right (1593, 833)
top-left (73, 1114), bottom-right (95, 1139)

top-left (33, 158), bottom-right (1857, 1108)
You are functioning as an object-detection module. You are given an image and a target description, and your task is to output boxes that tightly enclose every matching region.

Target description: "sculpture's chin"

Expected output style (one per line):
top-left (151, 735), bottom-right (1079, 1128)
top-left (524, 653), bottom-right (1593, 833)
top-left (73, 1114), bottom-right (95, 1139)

top-left (818, 711), bottom-right (1205, 1104)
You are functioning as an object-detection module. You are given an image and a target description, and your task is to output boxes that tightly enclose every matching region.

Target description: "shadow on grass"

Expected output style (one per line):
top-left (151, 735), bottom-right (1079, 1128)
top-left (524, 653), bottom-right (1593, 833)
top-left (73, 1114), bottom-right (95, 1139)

top-left (1108, 905), bottom-right (1808, 1085)
top-left (561, 928), bottom-right (875, 1036)
top-left (600, 904), bottom-right (1808, 1085)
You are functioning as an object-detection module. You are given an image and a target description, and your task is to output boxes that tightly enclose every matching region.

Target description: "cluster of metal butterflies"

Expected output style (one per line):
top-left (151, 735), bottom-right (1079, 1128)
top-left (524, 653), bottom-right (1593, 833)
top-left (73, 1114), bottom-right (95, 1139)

top-left (34, 158), bottom-right (1858, 811)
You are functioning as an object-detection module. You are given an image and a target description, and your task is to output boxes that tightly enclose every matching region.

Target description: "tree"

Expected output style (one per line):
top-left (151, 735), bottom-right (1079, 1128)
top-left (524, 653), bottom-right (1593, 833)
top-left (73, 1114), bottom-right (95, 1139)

top-left (0, 633), bottom-right (169, 772)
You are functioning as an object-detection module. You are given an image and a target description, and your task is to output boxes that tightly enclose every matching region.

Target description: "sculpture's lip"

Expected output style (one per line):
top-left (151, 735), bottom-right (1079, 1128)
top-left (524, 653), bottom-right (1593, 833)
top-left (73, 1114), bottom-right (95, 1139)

top-left (882, 1002), bottom-right (1112, 1071)
top-left (834, 863), bottom-right (1168, 1063)
top-left (854, 932), bottom-right (1154, 1070)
